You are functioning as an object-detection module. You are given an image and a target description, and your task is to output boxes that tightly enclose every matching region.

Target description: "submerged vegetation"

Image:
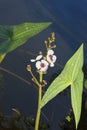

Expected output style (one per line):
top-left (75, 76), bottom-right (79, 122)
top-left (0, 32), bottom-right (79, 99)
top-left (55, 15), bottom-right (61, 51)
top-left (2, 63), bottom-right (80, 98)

top-left (0, 22), bottom-right (87, 130)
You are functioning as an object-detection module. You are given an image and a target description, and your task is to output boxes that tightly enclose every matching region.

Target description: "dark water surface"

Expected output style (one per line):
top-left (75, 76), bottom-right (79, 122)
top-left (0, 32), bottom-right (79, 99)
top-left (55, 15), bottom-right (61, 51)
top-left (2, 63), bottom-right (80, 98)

top-left (0, 0), bottom-right (87, 130)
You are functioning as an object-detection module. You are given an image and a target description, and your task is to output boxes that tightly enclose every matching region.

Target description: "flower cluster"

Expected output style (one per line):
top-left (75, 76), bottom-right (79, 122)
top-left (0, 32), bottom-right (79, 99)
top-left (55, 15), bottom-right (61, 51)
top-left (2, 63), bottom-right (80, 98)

top-left (30, 32), bottom-right (57, 73)
top-left (26, 32), bottom-right (57, 87)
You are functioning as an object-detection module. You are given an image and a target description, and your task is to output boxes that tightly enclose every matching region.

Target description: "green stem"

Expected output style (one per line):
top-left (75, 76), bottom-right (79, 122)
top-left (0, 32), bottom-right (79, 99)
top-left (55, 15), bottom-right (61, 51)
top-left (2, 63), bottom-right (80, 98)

top-left (40, 72), bottom-right (43, 83)
top-left (35, 85), bottom-right (42, 130)
top-left (35, 72), bottom-right (43, 130)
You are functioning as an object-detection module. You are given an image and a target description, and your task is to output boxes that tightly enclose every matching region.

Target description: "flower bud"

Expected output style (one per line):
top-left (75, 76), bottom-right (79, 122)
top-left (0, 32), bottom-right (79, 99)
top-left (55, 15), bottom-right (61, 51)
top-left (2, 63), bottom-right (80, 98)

top-left (39, 51), bottom-right (43, 55)
top-left (26, 65), bottom-right (31, 72)
top-left (44, 40), bottom-right (48, 44)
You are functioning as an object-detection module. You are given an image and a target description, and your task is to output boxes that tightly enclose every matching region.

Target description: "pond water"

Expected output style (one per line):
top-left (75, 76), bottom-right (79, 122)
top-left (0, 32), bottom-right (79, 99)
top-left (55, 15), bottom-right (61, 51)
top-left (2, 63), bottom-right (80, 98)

top-left (0, 0), bottom-right (87, 130)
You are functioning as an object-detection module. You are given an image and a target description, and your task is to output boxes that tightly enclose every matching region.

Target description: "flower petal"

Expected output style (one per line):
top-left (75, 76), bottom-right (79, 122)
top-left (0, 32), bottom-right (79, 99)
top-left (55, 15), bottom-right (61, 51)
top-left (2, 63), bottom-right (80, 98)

top-left (40, 60), bottom-right (48, 72)
top-left (47, 55), bottom-right (52, 63)
top-left (41, 60), bottom-right (49, 66)
top-left (40, 66), bottom-right (48, 72)
top-left (30, 59), bottom-right (36, 62)
top-left (52, 55), bottom-right (57, 63)
top-left (36, 55), bottom-right (42, 60)
top-left (36, 61), bottom-right (41, 69)
top-left (50, 63), bottom-right (54, 67)
top-left (48, 49), bottom-right (54, 55)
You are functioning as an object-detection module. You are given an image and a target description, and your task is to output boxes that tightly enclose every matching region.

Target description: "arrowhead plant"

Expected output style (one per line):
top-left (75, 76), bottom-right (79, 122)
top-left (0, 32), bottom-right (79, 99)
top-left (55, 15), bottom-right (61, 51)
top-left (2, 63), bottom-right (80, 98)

top-left (27, 31), bottom-right (84, 130)
top-left (0, 22), bottom-right (84, 130)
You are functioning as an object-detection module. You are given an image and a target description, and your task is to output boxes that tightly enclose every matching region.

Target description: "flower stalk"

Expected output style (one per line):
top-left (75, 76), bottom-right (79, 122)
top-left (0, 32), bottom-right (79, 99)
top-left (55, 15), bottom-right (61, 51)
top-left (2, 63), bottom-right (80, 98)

top-left (35, 72), bottom-right (43, 130)
top-left (27, 32), bottom-right (57, 130)
top-left (35, 84), bottom-right (42, 130)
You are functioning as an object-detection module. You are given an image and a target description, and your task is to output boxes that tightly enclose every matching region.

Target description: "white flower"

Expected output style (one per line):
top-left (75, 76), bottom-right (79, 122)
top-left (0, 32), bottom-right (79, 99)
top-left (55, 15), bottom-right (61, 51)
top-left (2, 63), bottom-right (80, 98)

top-left (30, 55), bottom-right (42, 62)
top-left (36, 60), bottom-right (49, 72)
top-left (36, 55), bottom-right (42, 60)
top-left (47, 49), bottom-right (57, 67)
top-left (30, 59), bottom-right (36, 62)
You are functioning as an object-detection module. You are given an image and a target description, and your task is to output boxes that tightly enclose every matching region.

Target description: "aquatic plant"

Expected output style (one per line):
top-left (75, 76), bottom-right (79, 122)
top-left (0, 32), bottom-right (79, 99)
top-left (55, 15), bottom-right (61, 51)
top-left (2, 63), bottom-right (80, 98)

top-left (41, 43), bottom-right (84, 129)
top-left (0, 22), bottom-right (51, 63)
top-left (0, 22), bottom-right (84, 129)
top-left (27, 33), bottom-right (84, 130)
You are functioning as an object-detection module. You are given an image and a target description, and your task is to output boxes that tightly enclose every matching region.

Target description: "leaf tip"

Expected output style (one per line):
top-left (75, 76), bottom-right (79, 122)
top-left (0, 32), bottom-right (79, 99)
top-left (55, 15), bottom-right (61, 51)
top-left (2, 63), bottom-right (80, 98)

top-left (43, 22), bottom-right (52, 27)
top-left (80, 43), bottom-right (84, 50)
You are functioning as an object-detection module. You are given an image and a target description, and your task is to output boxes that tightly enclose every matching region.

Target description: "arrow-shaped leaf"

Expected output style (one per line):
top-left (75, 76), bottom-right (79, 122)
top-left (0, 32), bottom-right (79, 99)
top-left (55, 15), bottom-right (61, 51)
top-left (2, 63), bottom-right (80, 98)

top-left (0, 22), bottom-right (51, 63)
top-left (40, 44), bottom-right (84, 129)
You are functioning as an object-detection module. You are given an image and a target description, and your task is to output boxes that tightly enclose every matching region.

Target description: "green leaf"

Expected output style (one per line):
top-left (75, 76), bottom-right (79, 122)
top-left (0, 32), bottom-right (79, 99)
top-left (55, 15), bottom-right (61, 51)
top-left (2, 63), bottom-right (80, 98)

top-left (71, 70), bottom-right (83, 129)
top-left (40, 71), bottom-right (71, 108)
top-left (40, 44), bottom-right (84, 129)
top-left (0, 25), bottom-right (12, 39)
top-left (40, 44), bottom-right (83, 108)
top-left (61, 44), bottom-right (83, 82)
top-left (0, 22), bottom-right (51, 63)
